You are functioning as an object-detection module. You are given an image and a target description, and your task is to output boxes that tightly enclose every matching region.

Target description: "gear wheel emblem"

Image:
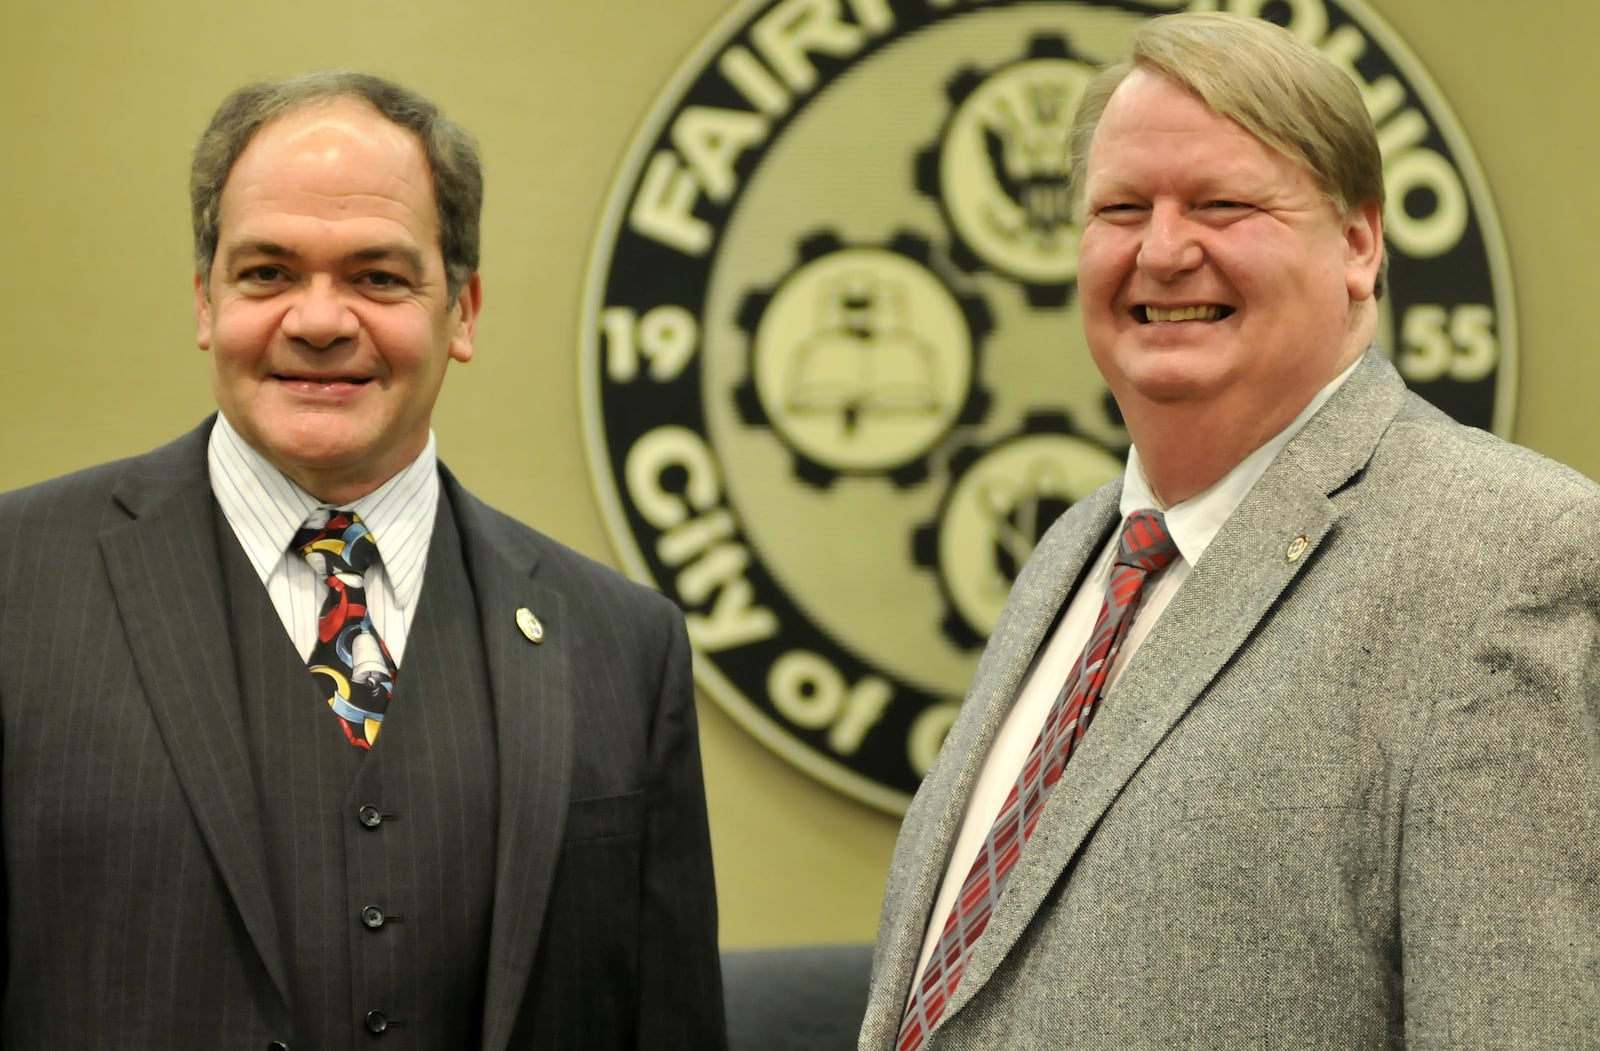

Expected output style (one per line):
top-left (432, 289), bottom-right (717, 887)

top-left (913, 413), bottom-right (1125, 647)
top-left (915, 34), bottom-right (1099, 307)
top-left (735, 231), bottom-right (993, 487)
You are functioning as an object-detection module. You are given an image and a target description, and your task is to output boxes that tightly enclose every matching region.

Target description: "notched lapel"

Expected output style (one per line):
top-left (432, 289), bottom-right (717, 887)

top-left (444, 478), bottom-right (573, 1051)
top-left (99, 441), bottom-right (290, 1011)
top-left (946, 396), bottom-right (1378, 1018)
top-left (882, 352), bottom-right (1405, 1036)
top-left (861, 486), bottom-right (1123, 1047)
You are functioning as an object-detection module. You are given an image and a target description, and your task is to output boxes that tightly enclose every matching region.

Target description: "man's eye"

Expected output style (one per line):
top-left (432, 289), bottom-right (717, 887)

top-left (239, 265), bottom-right (286, 283)
top-left (1093, 203), bottom-right (1145, 221)
top-left (359, 272), bottom-right (410, 292)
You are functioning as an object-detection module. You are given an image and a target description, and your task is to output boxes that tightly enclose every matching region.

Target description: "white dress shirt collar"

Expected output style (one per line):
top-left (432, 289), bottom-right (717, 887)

top-left (206, 414), bottom-right (439, 609)
top-left (1120, 354), bottom-right (1363, 564)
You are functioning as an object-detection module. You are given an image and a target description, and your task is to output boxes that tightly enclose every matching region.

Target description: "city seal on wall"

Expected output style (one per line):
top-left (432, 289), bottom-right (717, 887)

top-left (579, 0), bottom-right (1516, 814)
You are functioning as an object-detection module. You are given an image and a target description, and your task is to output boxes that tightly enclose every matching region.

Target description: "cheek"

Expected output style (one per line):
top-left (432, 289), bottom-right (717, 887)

top-left (208, 304), bottom-right (279, 357)
top-left (1075, 236), bottom-right (1123, 313)
top-left (1213, 230), bottom-right (1333, 298)
top-left (362, 310), bottom-right (443, 368)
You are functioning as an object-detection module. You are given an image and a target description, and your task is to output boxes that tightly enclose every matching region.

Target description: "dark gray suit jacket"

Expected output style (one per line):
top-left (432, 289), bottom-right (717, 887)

top-left (861, 352), bottom-right (1600, 1049)
top-left (0, 420), bottom-right (725, 1050)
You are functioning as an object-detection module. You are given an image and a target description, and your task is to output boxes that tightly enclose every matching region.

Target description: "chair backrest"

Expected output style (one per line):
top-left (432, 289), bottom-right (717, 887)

top-left (722, 943), bottom-right (875, 1051)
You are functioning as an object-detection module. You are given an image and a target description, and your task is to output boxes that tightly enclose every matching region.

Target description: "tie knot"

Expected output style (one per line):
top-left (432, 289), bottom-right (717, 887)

top-left (292, 508), bottom-right (383, 579)
top-left (1114, 508), bottom-right (1179, 574)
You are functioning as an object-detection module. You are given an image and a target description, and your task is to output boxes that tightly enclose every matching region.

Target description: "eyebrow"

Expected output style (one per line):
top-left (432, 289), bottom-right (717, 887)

top-left (221, 240), bottom-right (428, 276)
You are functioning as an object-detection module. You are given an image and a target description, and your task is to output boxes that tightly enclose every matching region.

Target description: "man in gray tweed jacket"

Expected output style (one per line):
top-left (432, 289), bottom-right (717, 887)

top-left (861, 12), bottom-right (1600, 1051)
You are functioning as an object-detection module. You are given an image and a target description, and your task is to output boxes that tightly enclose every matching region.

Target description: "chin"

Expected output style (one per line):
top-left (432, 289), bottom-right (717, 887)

top-left (258, 424), bottom-right (368, 473)
top-left (1103, 349), bottom-right (1234, 407)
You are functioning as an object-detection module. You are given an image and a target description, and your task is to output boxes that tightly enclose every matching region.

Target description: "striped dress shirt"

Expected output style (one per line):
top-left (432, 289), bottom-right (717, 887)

top-left (206, 415), bottom-right (439, 665)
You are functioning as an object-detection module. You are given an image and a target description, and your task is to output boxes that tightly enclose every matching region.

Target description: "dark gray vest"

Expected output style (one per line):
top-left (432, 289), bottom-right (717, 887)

top-left (219, 493), bottom-right (499, 1051)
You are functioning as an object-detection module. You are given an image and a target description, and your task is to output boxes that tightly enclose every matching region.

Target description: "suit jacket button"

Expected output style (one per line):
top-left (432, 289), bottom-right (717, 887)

top-left (361, 905), bottom-right (385, 929)
top-left (268, 1042), bottom-right (291, 1050)
top-left (365, 1010), bottom-right (389, 1034)
top-left (358, 805), bottom-right (383, 828)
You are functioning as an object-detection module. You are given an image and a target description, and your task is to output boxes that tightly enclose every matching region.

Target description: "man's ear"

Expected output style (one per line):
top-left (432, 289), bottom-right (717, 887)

top-left (194, 271), bottom-right (214, 350)
top-left (448, 273), bottom-right (482, 364)
top-left (1343, 199), bottom-right (1384, 303)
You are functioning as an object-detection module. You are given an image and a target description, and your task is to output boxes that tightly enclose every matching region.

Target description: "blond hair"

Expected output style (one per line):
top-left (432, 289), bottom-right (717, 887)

top-left (1069, 13), bottom-right (1383, 217)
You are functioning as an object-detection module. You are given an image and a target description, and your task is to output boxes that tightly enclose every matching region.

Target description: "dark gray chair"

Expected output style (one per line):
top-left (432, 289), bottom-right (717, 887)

top-left (722, 943), bottom-right (875, 1051)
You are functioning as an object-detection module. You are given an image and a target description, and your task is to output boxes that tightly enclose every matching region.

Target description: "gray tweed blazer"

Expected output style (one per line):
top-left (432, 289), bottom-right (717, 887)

top-left (860, 351), bottom-right (1600, 1050)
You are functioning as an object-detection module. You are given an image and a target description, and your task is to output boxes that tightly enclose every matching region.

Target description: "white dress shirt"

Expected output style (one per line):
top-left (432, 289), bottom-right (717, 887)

top-left (206, 415), bottom-right (440, 665)
top-left (910, 357), bottom-right (1362, 992)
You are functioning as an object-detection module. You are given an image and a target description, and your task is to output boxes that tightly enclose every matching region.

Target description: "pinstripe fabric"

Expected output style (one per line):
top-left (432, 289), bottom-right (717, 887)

top-left (1, 450), bottom-right (290, 1048)
top-left (0, 417), bottom-right (727, 1050)
top-left (227, 495), bottom-right (498, 1049)
top-left (224, 508), bottom-right (364, 1043)
top-left (858, 352), bottom-right (1600, 1050)
top-left (349, 502), bottom-right (498, 1046)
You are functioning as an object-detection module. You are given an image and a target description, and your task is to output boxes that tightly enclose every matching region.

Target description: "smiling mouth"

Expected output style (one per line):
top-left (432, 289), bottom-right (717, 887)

top-left (1136, 305), bottom-right (1235, 323)
top-left (276, 375), bottom-right (373, 386)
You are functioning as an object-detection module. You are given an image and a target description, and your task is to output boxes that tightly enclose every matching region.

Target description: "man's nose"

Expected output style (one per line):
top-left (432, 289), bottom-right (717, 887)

top-left (282, 278), bottom-right (359, 348)
top-left (1136, 203), bottom-right (1204, 280)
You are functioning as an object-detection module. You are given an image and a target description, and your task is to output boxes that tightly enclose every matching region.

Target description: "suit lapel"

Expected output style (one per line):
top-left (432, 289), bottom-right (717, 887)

top-left (859, 486), bottom-right (1122, 1048)
top-left (97, 422), bottom-right (290, 1010)
top-left (931, 351), bottom-right (1409, 1029)
top-left (441, 473), bottom-right (573, 1051)
top-left (945, 465), bottom-right (1341, 1015)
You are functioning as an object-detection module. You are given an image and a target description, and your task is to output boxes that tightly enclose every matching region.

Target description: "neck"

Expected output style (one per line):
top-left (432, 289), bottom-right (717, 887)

top-left (1128, 324), bottom-right (1373, 508)
top-left (1130, 409), bottom-right (1267, 507)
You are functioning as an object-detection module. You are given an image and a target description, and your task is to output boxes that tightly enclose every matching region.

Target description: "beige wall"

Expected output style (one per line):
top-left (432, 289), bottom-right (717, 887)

top-left (2, 0), bottom-right (1595, 949)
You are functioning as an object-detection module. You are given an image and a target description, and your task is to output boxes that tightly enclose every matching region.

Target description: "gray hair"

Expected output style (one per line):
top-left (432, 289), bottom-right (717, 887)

top-left (191, 70), bottom-right (482, 297)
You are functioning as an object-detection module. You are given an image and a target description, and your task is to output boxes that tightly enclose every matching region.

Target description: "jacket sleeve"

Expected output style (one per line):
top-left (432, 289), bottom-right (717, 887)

top-left (635, 610), bottom-right (728, 1050)
top-left (1400, 495), bottom-right (1600, 1047)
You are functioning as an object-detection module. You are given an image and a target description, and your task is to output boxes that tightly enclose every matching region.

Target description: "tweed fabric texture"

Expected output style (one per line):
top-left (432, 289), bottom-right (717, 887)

top-left (858, 351), bottom-right (1600, 1050)
top-left (898, 511), bottom-right (1178, 1051)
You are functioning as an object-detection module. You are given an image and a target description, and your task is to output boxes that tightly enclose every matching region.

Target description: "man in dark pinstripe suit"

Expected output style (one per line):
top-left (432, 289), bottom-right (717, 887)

top-left (0, 71), bottom-right (725, 1050)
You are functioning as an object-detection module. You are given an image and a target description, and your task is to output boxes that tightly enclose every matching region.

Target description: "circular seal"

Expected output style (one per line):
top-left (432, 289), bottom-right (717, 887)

top-left (579, 0), bottom-right (1517, 814)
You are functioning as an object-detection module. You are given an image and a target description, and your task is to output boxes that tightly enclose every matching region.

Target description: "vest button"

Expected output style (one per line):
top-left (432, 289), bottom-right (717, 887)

top-left (361, 905), bottom-right (386, 929)
top-left (358, 805), bottom-right (383, 828)
top-left (365, 1010), bottom-right (389, 1034)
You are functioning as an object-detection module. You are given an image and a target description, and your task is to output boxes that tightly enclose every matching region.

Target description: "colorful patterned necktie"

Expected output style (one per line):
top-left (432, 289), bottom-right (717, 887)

top-left (898, 509), bottom-right (1179, 1051)
top-left (291, 508), bottom-right (397, 750)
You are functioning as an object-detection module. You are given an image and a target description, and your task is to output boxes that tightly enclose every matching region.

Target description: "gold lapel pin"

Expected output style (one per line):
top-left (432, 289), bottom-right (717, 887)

top-left (1285, 535), bottom-right (1310, 563)
top-left (516, 607), bottom-right (545, 644)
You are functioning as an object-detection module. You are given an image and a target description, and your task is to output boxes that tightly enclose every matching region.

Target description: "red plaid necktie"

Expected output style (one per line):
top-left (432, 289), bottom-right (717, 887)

top-left (898, 509), bottom-right (1179, 1050)
top-left (291, 508), bottom-right (397, 750)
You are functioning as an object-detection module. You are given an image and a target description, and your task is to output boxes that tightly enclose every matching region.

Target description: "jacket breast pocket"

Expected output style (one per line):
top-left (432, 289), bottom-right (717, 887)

top-left (1180, 761), bottom-right (1380, 822)
top-left (1164, 760), bottom-right (1390, 914)
top-left (563, 790), bottom-right (645, 843)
